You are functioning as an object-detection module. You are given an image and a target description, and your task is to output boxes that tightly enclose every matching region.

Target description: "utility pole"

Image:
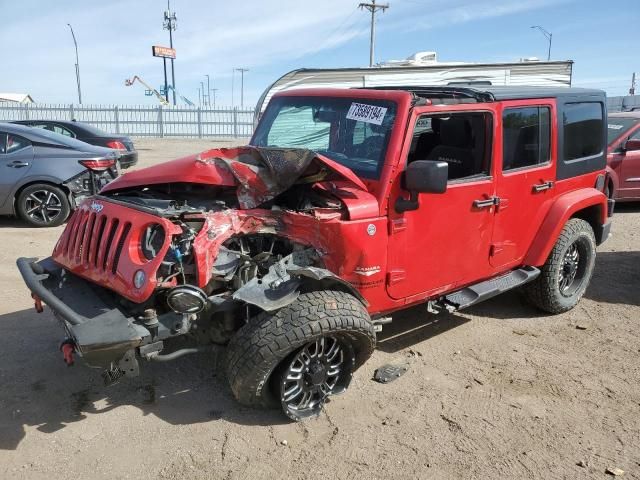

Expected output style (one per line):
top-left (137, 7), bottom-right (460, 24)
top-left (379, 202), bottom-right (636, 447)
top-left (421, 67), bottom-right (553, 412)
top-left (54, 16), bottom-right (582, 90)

top-left (205, 74), bottom-right (211, 106)
top-left (200, 81), bottom-right (205, 107)
top-left (630, 72), bottom-right (636, 96)
top-left (231, 68), bottom-right (235, 108)
top-left (235, 68), bottom-right (249, 108)
top-left (198, 87), bottom-right (201, 107)
top-left (359, 0), bottom-right (389, 67)
top-left (530, 25), bottom-right (552, 61)
top-left (163, 1), bottom-right (177, 105)
top-left (67, 24), bottom-right (82, 104)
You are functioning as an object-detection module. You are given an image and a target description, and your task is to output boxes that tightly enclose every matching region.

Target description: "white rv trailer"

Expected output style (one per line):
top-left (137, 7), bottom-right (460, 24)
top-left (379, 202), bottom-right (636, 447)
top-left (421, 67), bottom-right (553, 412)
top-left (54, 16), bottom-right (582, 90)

top-left (254, 57), bottom-right (574, 115)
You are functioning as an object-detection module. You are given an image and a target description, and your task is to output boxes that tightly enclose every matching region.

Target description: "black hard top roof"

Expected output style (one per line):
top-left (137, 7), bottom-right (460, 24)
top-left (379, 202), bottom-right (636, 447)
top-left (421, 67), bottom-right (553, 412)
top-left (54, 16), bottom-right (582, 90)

top-left (365, 85), bottom-right (605, 102)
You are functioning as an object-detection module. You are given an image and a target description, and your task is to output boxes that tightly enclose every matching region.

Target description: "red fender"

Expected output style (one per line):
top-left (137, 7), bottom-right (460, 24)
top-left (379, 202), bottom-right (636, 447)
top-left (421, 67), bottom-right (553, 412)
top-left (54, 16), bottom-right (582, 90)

top-left (524, 188), bottom-right (607, 266)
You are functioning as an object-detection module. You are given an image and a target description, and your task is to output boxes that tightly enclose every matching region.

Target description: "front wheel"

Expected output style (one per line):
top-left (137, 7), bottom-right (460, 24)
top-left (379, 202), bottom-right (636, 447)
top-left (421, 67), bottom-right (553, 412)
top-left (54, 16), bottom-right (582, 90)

top-left (524, 218), bottom-right (596, 313)
top-left (16, 184), bottom-right (71, 227)
top-left (225, 290), bottom-right (376, 420)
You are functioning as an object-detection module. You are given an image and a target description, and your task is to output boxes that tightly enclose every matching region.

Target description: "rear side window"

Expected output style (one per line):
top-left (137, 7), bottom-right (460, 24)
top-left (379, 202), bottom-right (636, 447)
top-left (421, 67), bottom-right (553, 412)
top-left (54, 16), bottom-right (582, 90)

top-left (0, 133), bottom-right (5, 154)
top-left (563, 103), bottom-right (604, 160)
top-left (5, 134), bottom-right (31, 154)
top-left (502, 106), bottom-right (550, 170)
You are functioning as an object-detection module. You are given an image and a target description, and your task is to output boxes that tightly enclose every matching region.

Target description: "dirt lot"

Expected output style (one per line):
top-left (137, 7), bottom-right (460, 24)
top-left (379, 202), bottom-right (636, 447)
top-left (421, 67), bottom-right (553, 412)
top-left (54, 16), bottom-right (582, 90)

top-left (0, 138), bottom-right (638, 479)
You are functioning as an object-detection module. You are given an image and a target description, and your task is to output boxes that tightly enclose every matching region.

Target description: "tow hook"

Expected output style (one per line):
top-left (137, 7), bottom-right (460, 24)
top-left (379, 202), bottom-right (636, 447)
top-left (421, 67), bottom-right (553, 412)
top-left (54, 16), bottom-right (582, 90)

top-left (31, 293), bottom-right (43, 313)
top-left (60, 339), bottom-right (76, 366)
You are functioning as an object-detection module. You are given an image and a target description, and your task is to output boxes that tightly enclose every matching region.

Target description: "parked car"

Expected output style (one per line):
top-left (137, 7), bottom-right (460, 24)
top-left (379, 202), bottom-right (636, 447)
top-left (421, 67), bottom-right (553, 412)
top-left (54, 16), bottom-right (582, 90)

top-left (606, 112), bottom-right (640, 201)
top-left (12, 120), bottom-right (138, 169)
top-left (18, 86), bottom-right (611, 420)
top-left (0, 123), bottom-right (119, 227)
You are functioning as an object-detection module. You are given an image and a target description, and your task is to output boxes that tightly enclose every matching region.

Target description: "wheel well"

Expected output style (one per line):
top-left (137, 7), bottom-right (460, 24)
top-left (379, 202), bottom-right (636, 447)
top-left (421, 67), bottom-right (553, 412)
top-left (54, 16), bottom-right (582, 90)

top-left (571, 204), bottom-right (604, 243)
top-left (13, 181), bottom-right (70, 213)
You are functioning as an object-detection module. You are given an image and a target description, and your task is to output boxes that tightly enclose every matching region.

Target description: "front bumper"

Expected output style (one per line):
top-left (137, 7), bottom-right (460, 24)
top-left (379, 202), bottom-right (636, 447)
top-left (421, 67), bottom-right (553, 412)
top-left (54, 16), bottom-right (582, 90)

top-left (16, 257), bottom-right (186, 371)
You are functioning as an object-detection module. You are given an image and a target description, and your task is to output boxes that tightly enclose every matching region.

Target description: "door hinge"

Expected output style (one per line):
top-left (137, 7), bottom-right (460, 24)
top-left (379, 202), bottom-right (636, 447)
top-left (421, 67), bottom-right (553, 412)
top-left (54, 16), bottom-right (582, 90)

top-left (388, 218), bottom-right (407, 234)
top-left (387, 270), bottom-right (406, 285)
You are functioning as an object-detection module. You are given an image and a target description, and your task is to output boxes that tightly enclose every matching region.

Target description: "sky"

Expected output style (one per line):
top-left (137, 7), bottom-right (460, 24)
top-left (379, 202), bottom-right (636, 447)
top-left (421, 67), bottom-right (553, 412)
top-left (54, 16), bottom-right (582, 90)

top-left (0, 0), bottom-right (637, 107)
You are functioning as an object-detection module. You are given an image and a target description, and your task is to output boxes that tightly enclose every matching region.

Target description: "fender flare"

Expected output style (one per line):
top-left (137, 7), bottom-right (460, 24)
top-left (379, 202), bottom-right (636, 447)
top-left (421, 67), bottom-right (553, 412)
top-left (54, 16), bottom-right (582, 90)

top-left (232, 252), bottom-right (368, 312)
top-left (605, 166), bottom-right (619, 198)
top-left (523, 188), bottom-right (607, 267)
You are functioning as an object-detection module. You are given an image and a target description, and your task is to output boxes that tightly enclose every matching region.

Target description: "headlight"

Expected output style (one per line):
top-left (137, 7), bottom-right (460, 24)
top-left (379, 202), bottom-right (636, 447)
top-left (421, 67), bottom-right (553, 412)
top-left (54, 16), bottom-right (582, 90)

top-left (141, 224), bottom-right (165, 260)
top-left (133, 270), bottom-right (146, 289)
top-left (167, 285), bottom-right (208, 314)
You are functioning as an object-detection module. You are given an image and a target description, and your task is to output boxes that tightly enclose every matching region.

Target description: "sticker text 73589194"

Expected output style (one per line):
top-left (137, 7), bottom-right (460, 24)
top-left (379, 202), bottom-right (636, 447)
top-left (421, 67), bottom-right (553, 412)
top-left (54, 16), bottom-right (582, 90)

top-left (346, 103), bottom-right (388, 126)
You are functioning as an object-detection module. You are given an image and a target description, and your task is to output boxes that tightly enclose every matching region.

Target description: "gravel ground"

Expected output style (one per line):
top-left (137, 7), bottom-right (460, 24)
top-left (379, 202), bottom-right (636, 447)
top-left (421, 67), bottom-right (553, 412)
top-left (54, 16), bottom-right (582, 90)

top-left (0, 138), bottom-right (638, 479)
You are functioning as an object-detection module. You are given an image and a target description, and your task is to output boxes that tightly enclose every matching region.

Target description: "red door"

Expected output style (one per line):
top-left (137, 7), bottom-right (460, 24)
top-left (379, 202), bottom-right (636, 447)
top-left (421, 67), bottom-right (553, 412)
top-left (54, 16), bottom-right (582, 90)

top-left (618, 127), bottom-right (640, 199)
top-left (490, 100), bottom-right (557, 269)
top-left (386, 104), bottom-right (498, 301)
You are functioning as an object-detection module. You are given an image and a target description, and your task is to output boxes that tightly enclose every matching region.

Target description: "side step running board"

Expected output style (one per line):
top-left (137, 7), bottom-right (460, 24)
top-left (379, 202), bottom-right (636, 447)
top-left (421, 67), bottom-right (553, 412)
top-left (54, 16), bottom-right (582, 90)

top-left (444, 266), bottom-right (540, 311)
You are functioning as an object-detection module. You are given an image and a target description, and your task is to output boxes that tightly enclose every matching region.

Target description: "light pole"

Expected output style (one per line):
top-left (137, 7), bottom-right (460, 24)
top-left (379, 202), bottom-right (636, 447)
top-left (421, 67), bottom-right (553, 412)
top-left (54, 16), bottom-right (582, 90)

top-left (67, 24), bottom-right (82, 104)
top-left (235, 68), bottom-right (249, 108)
top-left (531, 25), bottom-right (552, 61)
top-left (210, 88), bottom-right (218, 108)
top-left (163, 1), bottom-right (177, 105)
top-left (205, 74), bottom-right (210, 106)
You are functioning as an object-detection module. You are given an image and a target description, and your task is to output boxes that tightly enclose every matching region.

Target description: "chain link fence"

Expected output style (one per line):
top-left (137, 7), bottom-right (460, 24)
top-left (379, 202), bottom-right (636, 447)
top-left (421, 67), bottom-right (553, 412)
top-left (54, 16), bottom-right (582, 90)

top-left (0, 103), bottom-right (255, 138)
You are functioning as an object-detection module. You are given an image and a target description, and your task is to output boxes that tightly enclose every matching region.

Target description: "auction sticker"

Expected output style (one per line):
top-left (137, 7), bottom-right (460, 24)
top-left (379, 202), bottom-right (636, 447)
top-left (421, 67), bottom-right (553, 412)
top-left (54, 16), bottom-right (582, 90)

top-left (346, 102), bottom-right (388, 125)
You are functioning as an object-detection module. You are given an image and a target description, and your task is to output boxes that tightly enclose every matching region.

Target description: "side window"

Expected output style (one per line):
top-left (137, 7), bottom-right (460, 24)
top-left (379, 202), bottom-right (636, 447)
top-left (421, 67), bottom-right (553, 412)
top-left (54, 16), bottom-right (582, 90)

top-left (563, 103), bottom-right (604, 160)
top-left (5, 134), bottom-right (31, 154)
top-left (266, 105), bottom-right (330, 150)
top-left (53, 125), bottom-right (75, 137)
top-left (630, 128), bottom-right (640, 141)
top-left (408, 112), bottom-right (493, 181)
top-left (0, 133), bottom-right (6, 154)
top-left (502, 106), bottom-right (550, 170)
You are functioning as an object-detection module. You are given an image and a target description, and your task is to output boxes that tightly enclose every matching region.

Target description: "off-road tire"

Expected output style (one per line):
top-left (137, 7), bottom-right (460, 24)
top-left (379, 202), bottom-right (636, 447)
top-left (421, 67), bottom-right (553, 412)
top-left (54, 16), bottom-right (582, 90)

top-left (16, 183), bottom-right (71, 228)
top-left (225, 290), bottom-right (376, 412)
top-left (524, 218), bottom-right (596, 314)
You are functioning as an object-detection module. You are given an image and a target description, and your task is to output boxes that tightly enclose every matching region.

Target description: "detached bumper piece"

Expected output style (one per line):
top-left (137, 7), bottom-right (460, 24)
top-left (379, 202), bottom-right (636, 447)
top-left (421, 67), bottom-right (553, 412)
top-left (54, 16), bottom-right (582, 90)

top-left (16, 257), bottom-right (191, 382)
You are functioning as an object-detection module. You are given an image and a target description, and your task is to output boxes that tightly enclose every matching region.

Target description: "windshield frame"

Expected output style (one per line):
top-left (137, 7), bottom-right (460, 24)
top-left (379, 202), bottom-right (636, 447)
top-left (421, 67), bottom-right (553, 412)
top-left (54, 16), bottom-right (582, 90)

top-left (250, 93), bottom-right (401, 180)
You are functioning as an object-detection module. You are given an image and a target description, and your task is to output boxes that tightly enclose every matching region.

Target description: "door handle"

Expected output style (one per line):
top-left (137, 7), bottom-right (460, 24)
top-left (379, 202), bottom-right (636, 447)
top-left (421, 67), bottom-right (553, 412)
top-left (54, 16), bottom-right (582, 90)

top-left (533, 181), bottom-right (554, 192)
top-left (473, 196), bottom-right (500, 209)
top-left (8, 161), bottom-right (30, 168)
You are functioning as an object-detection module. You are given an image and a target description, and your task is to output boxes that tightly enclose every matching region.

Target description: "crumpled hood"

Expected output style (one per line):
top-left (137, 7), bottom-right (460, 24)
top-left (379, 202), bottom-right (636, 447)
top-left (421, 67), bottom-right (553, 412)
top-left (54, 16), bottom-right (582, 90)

top-left (101, 146), bottom-right (369, 209)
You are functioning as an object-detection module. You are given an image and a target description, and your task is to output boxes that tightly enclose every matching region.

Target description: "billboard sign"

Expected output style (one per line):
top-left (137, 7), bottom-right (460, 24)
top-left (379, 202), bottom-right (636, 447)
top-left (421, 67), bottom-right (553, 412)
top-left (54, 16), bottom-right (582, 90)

top-left (152, 46), bottom-right (176, 59)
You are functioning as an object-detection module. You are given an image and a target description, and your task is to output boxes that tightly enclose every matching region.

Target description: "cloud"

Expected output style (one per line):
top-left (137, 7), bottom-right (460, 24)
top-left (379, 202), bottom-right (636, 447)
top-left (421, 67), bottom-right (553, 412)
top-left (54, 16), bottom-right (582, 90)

top-left (0, 0), bottom-right (577, 104)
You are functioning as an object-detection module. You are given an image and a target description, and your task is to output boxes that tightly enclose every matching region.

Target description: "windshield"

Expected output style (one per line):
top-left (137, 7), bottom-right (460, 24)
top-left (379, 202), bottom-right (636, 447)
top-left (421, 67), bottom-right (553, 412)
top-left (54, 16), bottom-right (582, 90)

top-left (251, 96), bottom-right (398, 179)
top-left (607, 117), bottom-right (639, 144)
top-left (26, 126), bottom-right (102, 150)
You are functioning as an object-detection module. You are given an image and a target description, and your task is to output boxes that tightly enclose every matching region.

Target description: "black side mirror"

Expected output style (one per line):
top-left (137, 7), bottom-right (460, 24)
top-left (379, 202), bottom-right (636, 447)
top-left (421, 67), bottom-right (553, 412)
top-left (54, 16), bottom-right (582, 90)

top-left (624, 139), bottom-right (640, 152)
top-left (396, 160), bottom-right (448, 213)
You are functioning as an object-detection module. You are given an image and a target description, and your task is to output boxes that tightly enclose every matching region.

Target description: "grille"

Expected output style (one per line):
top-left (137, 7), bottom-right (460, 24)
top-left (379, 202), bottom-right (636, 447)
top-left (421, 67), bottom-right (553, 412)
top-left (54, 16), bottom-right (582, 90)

top-left (58, 209), bottom-right (132, 274)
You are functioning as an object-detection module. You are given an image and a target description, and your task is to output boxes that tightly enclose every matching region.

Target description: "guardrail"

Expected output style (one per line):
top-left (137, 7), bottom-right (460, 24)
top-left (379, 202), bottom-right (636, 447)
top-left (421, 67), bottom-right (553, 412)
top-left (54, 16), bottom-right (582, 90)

top-left (0, 103), bottom-right (255, 138)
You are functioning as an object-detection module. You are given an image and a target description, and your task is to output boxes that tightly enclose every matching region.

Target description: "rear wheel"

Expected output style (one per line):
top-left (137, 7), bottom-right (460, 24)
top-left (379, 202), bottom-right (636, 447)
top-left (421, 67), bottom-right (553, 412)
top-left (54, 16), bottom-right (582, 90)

top-left (524, 218), bottom-right (596, 313)
top-left (225, 290), bottom-right (376, 420)
top-left (16, 184), bottom-right (70, 227)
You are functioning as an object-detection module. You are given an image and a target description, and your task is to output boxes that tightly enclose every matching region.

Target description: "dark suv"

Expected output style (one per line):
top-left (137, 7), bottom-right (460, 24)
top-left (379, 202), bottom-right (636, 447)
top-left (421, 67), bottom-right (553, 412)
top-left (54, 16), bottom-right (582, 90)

top-left (18, 86), bottom-right (612, 420)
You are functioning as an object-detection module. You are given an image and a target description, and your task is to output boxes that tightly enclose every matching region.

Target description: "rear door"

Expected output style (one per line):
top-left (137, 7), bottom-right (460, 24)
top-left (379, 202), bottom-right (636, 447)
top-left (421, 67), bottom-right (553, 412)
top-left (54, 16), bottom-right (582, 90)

top-left (490, 100), bottom-right (556, 269)
top-left (0, 132), bottom-right (34, 207)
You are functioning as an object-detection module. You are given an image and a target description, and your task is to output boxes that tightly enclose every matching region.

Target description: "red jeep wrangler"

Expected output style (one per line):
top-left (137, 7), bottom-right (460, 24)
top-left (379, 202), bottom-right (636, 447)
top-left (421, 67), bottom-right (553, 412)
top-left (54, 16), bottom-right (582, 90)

top-left (18, 86), bottom-right (612, 420)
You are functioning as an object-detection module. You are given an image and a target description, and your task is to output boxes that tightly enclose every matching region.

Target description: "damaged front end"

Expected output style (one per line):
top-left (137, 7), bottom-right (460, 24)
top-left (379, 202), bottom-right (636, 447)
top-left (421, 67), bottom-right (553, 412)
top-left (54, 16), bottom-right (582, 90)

top-left (17, 146), bottom-right (375, 381)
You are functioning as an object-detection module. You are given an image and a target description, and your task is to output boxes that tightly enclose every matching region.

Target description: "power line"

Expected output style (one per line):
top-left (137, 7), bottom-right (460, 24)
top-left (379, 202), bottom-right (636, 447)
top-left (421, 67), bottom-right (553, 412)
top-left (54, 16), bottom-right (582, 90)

top-left (359, 0), bottom-right (389, 67)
